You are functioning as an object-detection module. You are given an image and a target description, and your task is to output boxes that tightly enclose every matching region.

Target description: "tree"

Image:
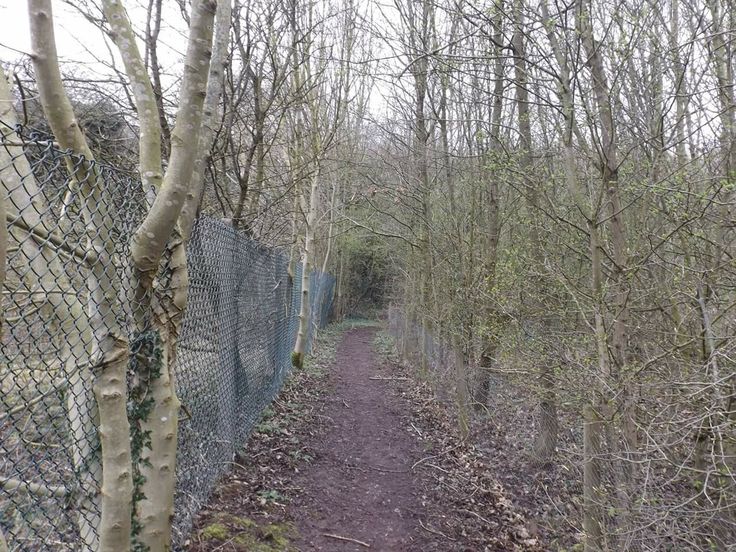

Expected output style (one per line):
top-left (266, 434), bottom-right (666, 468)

top-left (27, 0), bottom-right (224, 548)
top-left (290, 0), bottom-right (357, 368)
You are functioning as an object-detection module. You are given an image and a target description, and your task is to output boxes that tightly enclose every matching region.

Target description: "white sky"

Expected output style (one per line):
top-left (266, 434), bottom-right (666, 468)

top-left (0, 0), bottom-right (394, 116)
top-left (0, 1), bottom-right (189, 82)
top-left (1, 2), bottom-right (93, 62)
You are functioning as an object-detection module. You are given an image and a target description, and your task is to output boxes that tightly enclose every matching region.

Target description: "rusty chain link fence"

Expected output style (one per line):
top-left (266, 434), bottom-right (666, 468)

top-left (0, 125), bottom-right (334, 551)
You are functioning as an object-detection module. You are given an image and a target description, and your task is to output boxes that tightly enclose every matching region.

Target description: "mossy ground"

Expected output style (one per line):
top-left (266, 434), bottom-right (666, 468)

top-left (198, 514), bottom-right (296, 551)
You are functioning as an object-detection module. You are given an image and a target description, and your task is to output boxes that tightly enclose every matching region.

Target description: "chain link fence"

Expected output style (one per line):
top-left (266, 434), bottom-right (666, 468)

top-left (387, 299), bottom-right (736, 550)
top-left (0, 125), bottom-right (334, 550)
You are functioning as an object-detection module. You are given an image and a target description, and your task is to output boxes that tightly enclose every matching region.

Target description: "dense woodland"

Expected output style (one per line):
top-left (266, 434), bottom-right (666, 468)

top-left (0, 0), bottom-right (735, 550)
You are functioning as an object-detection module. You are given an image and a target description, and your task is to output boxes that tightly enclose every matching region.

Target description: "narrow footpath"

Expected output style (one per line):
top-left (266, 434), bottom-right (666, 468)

top-left (287, 327), bottom-right (430, 551)
top-left (189, 324), bottom-right (540, 551)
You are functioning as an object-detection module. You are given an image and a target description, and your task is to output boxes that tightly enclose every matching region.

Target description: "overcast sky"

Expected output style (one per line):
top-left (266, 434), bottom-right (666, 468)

top-left (0, 1), bottom-right (188, 81)
top-left (0, 1), bottom-right (397, 119)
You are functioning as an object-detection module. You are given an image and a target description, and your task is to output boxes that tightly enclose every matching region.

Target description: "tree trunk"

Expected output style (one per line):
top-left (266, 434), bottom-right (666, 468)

top-left (453, 335), bottom-right (470, 439)
top-left (293, 169), bottom-right (320, 368)
top-left (512, 0), bottom-right (559, 463)
top-left (27, 3), bottom-right (132, 548)
top-left (180, 0), bottom-right (232, 239)
top-left (126, 1), bottom-right (217, 548)
top-left (476, 0), bottom-right (504, 411)
top-left (577, 0), bottom-right (634, 532)
top-left (583, 403), bottom-right (604, 552)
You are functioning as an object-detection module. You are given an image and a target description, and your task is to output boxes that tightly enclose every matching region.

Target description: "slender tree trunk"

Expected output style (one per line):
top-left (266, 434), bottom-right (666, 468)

top-left (99, 1), bottom-right (220, 549)
top-left (512, 0), bottom-right (558, 462)
top-left (336, 246), bottom-right (345, 319)
top-left (146, 0), bottom-right (172, 159)
top-left (542, 5), bottom-right (609, 543)
top-left (453, 334), bottom-right (470, 439)
top-left (103, 0), bottom-right (164, 200)
top-left (577, 1), bottom-right (634, 537)
top-left (180, 0), bottom-right (232, 239)
top-left (231, 140), bottom-right (258, 230)
top-left (126, 2), bottom-right (217, 548)
top-left (242, 80), bottom-right (266, 232)
top-left (293, 169), bottom-right (320, 368)
top-left (27, 3), bottom-right (132, 548)
top-left (583, 403), bottom-right (604, 552)
top-left (320, 182), bottom-right (337, 276)
top-left (476, 0), bottom-right (504, 410)
top-left (413, 54), bottom-right (432, 374)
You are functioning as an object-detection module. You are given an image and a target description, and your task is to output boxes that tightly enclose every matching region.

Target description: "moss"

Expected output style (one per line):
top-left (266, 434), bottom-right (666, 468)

top-left (200, 517), bottom-right (296, 551)
top-left (199, 523), bottom-right (229, 541)
top-left (226, 515), bottom-right (258, 530)
top-left (229, 521), bottom-right (295, 551)
top-left (291, 351), bottom-right (304, 368)
top-left (232, 533), bottom-right (264, 550)
top-left (258, 522), bottom-right (294, 547)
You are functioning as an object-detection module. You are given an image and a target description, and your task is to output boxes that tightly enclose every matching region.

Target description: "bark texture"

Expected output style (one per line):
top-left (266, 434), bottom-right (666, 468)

top-left (27, 2), bottom-right (132, 549)
top-left (123, 1), bottom-right (217, 548)
top-left (293, 170), bottom-right (320, 367)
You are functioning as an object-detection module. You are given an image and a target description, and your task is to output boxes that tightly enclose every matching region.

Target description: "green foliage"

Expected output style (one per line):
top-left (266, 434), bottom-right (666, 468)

top-left (335, 230), bottom-right (392, 315)
top-left (127, 329), bottom-right (164, 551)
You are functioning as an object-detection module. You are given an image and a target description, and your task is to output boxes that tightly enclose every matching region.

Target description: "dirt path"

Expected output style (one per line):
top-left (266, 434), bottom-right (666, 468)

top-left (288, 326), bottom-right (430, 551)
top-left (189, 324), bottom-right (540, 551)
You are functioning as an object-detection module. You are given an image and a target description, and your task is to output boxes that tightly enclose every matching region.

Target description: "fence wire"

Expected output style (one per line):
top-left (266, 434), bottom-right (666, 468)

top-left (387, 301), bottom-right (736, 551)
top-left (0, 126), bottom-right (335, 551)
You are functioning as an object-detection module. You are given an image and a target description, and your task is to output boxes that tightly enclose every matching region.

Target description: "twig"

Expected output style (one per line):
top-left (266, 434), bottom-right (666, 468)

top-left (322, 533), bottom-right (370, 547)
top-left (457, 508), bottom-right (493, 526)
top-left (0, 382), bottom-right (66, 423)
top-left (6, 211), bottom-right (98, 266)
top-left (411, 443), bottom-right (463, 470)
top-left (409, 422), bottom-right (423, 437)
top-left (418, 520), bottom-right (454, 541)
top-left (368, 376), bottom-right (408, 381)
top-left (342, 399), bottom-right (350, 408)
top-left (365, 464), bottom-right (408, 474)
top-left (411, 455), bottom-right (435, 470)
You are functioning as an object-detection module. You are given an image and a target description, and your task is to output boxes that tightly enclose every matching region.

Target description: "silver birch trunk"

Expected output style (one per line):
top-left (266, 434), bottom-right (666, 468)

top-left (116, 1), bottom-right (217, 547)
top-left (107, 0), bottom-right (217, 547)
top-left (180, 0), bottom-right (232, 241)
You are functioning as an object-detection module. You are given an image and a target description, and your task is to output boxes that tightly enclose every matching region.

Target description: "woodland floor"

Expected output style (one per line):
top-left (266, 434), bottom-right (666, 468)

top-left (187, 323), bottom-right (542, 551)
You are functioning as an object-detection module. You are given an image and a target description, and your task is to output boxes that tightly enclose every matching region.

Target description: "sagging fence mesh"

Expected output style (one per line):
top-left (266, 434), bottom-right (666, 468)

top-left (0, 125), bottom-right (334, 550)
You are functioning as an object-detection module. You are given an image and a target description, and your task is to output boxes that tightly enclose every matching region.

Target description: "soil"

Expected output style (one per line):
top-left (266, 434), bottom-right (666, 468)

top-left (188, 325), bottom-right (541, 551)
top-left (288, 327), bottom-right (427, 551)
